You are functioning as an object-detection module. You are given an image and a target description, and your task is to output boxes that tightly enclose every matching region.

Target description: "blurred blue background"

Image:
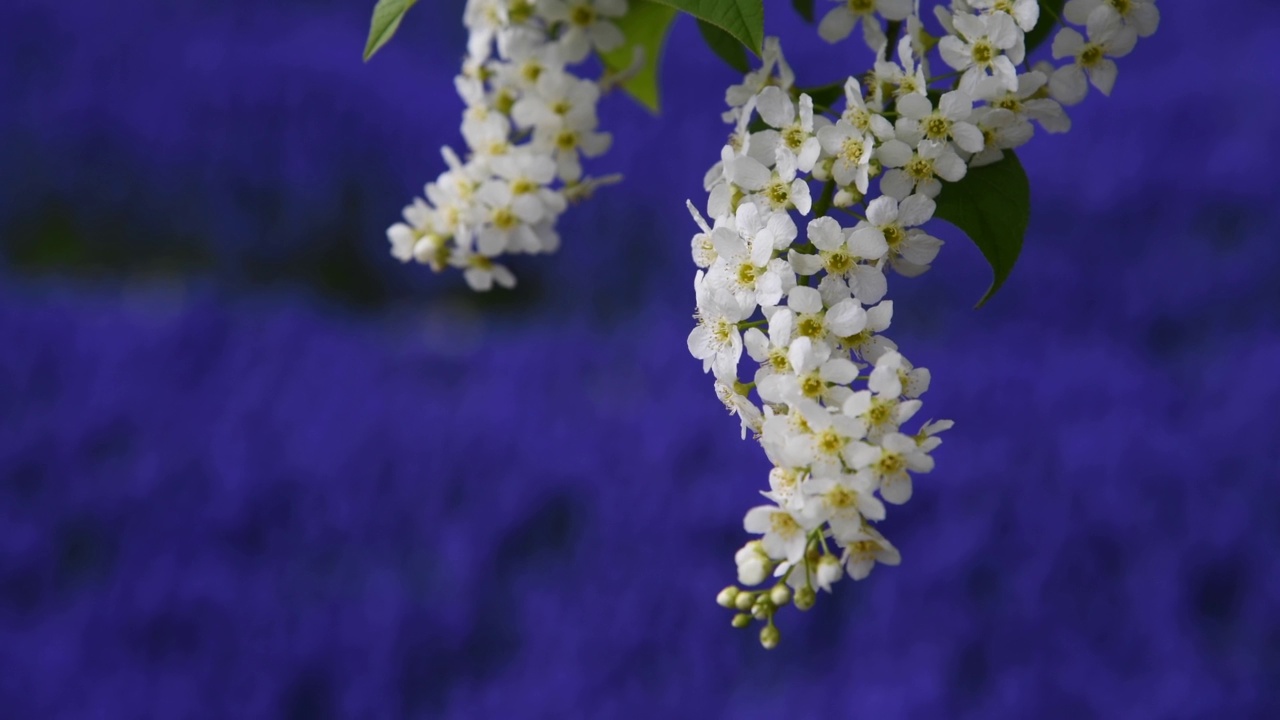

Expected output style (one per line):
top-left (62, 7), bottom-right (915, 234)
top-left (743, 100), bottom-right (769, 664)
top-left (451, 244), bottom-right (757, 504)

top-left (2, 0), bottom-right (1279, 717)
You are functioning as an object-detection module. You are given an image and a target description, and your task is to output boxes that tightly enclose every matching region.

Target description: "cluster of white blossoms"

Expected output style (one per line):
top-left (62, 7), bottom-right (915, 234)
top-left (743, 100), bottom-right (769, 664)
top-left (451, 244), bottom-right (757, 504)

top-left (386, 0), bottom-right (630, 291)
top-left (702, 0), bottom-right (1158, 648)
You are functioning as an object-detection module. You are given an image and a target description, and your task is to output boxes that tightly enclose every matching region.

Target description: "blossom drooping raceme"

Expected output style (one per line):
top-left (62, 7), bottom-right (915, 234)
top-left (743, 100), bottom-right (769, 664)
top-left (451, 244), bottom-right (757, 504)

top-left (698, 0), bottom-right (1155, 647)
top-left (386, 0), bottom-right (628, 291)
top-left (692, 37), bottom-right (951, 649)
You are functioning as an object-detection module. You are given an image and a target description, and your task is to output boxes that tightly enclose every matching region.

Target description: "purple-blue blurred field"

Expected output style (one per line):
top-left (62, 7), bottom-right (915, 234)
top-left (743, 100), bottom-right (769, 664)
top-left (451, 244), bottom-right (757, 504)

top-left (2, 0), bottom-right (1280, 718)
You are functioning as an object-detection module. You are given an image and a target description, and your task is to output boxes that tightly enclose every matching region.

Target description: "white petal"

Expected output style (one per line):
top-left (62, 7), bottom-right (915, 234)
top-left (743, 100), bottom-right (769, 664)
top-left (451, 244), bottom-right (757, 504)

top-left (788, 285), bottom-right (823, 314)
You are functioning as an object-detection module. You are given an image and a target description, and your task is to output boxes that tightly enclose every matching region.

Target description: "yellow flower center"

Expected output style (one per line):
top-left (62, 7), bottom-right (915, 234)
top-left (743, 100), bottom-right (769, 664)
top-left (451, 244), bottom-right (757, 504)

top-left (570, 4), bottom-right (596, 26)
top-left (875, 452), bottom-right (905, 475)
top-left (925, 116), bottom-right (950, 141)
top-left (972, 41), bottom-right (995, 66)
top-left (826, 251), bottom-right (853, 275)
top-left (492, 208), bottom-right (518, 230)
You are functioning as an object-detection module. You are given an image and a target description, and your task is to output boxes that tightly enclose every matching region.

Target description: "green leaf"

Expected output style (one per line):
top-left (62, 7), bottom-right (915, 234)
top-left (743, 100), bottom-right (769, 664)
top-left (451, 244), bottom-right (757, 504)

top-left (932, 151), bottom-right (1031, 308)
top-left (791, 0), bottom-right (814, 23)
top-left (601, 1), bottom-right (679, 112)
top-left (1024, 0), bottom-right (1066, 54)
top-left (363, 0), bottom-right (418, 62)
top-left (697, 19), bottom-right (750, 73)
top-left (646, 0), bottom-right (764, 55)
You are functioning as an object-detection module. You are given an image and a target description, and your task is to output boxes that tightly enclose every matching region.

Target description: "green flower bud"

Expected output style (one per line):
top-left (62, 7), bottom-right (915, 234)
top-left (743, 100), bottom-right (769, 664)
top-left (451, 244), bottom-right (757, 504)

top-left (716, 586), bottom-right (740, 608)
top-left (794, 585), bottom-right (816, 611)
top-left (734, 591), bottom-right (755, 611)
top-left (759, 624), bottom-right (781, 649)
top-left (732, 613), bottom-right (752, 629)
top-left (769, 585), bottom-right (792, 606)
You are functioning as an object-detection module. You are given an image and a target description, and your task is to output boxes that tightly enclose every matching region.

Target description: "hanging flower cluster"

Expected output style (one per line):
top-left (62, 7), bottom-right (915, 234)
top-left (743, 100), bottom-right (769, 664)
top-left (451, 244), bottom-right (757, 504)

top-left (385, 0), bottom-right (630, 291)
top-left (699, 0), bottom-right (1158, 648)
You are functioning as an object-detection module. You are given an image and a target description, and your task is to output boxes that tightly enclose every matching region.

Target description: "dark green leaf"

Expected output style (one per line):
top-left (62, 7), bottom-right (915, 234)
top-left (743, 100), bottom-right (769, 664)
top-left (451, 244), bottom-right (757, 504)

top-left (363, 0), bottom-right (418, 61)
top-left (932, 151), bottom-right (1031, 308)
top-left (698, 19), bottom-right (749, 73)
top-left (601, 0), bottom-right (679, 112)
top-left (1024, 0), bottom-right (1066, 54)
top-left (791, 0), bottom-right (814, 23)
top-left (646, 0), bottom-right (764, 55)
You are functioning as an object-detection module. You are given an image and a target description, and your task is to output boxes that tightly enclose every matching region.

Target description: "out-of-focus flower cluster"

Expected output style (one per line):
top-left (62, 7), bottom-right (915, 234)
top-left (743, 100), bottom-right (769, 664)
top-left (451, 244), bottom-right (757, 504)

top-left (387, 0), bottom-right (629, 291)
top-left (700, 0), bottom-right (1158, 647)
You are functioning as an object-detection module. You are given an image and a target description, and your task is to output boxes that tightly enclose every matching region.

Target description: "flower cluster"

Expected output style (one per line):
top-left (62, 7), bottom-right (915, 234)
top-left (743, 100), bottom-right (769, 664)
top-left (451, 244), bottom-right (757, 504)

top-left (386, 0), bottom-right (630, 291)
top-left (699, 0), bottom-right (1158, 647)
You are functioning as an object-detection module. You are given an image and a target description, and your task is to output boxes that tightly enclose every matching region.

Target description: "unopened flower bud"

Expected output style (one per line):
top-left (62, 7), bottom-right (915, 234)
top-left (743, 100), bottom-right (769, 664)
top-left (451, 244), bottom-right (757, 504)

top-left (716, 586), bottom-right (740, 608)
top-left (759, 624), bottom-right (781, 649)
top-left (769, 584), bottom-right (792, 606)
top-left (735, 591), bottom-right (755, 611)
top-left (732, 613), bottom-right (752, 629)
top-left (794, 586), bottom-right (816, 611)
top-left (815, 554), bottom-right (844, 592)
top-left (735, 540), bottom-right (773, 586)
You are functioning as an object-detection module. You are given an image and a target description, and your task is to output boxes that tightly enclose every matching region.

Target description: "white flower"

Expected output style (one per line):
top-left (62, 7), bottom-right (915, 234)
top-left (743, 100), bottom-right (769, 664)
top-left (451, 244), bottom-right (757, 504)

top-left (538, 0), bottom-right (627, 63)
top-left (473, 180), bottom-right (544, 256)
top-left (857, 431), bottom-right (935, 504)
top-left (493, 33), bottom-right (567, 93)
top-left (764, 466), bottom-right (805, 508)
top-left (967, 0), bottom-right (1040, 32)
top-left (818, 0), bottom-right (913, 49)
top-left (914, 418), bottom-right (955, 452)
top-left (512, 70), bottom-right (600, 131)
top-left (687, 201), bottom-right (719, 268)
top-left (878, 136), bottom-right (966, 200)
top-left (716, 380), bottom-right (764, 440)
top-left (745, 307), bottom-right (796, 386)
top-left (1064, 0), bottom-right (1159, 38)
top-left (938, 11), bottom-right (1022, 93)
top-left (894, 91), bottom-right (985, 153)
top-left (688, 270), bottom-right (753, 382)
top-left (792, 216), bottom-right (889, 292)
top-left (741, 147), bottom-right (813, 215)
top-left (870, 36), bottom-right (929, 106)
top-left (803, 471), bottom-right (886, 539)
top-left (724, 37), bottom-right (794, 122)
top-left (974, 70), bottom-right (1072, 135)
top-left (840, 77), bottom-right (896, 137)
top-left (454, 250), bottom-right (518, 291)
top-left (705, 214), bottom-right (789, 309)
top-left (1049, 19), bottom-right (1138, 104)
top-left (757, 87), bottom-right (823, 173)
top-left (533, 118), bottom-right (612, 182)
top-left (838, 299), bottom-right (897, 362)
top-left (850, 194), bottom-right (944, 277)
top-left (491, 149), bottom-right (567, 220)
top-left (817, 120), bottom-right (874, 193)
top-left (967, 106), bottom-right (1034, 167)
top-left (758, 336), bottom-right (860, 407)
top-left (743, 503), bottom-right (814, 564)
top-left (791, 286), bottom-right (866, 346)
top-left (840, 526), bottom-right (902, 580)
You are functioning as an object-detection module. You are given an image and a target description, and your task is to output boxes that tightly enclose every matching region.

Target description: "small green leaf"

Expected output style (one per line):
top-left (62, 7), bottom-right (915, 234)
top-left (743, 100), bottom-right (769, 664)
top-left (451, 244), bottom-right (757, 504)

top-left (932, 151), bottom-right (1031, 308)
top-left (600, 0), bottom-right (679, 112)
top-left (1024, 0), bottom-right (1066, 54)
top-left (363, 0), bottom-right (418, 62)
top-left (791, 0), bottom-right (814, 23)
top-left (646, 0), bottom-right (764, 55)
top-left (698, 19), bottom-right (750, 73)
